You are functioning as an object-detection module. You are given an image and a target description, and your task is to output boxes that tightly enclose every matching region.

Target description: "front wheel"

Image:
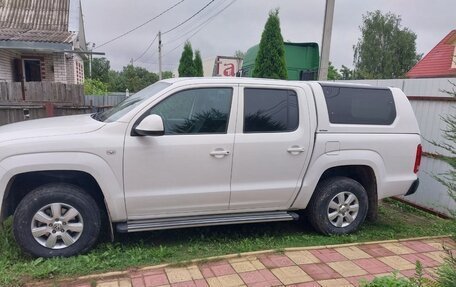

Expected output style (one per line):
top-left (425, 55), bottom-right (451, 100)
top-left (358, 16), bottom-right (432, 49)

top-left (13, 183), bottom-right (101, 257)
top-left (307, 176), bottom-right (368, 235)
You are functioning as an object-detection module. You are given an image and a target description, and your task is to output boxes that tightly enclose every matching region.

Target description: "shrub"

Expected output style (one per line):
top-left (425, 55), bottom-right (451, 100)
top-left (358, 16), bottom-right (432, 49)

top-left (84, 79), bottom-right (108, 95)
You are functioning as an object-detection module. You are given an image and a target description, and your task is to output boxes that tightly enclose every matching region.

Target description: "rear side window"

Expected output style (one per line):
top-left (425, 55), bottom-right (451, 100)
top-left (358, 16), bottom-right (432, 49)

top-left (321, 84), bottom-right (396, 125)
top-left (244, 88), bottom-right (298, 133)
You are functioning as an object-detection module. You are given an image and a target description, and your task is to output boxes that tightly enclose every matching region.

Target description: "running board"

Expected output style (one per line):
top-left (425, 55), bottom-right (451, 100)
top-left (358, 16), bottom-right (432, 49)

top-left (116, 211), bottom-right (299, 233)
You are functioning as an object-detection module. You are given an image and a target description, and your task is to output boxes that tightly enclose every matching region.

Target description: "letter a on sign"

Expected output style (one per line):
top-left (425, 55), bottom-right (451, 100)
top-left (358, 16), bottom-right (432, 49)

top-left (223, 63), bottom-right (235, 76)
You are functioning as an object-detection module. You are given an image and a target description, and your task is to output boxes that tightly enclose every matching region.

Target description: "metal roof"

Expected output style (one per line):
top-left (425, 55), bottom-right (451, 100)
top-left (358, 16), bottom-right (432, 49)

top-left (0, 0), bottom-right (69, 31)
top-left (0, 0), bottom-right (76, 44)
top-left (406, 30), bottom-right (456, 79)
top-left (0, 28), bottom-right (74, 43)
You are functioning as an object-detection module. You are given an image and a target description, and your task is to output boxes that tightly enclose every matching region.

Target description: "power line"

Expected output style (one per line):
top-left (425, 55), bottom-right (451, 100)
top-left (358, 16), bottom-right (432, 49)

top-left (163, 0), bottom-right (237, 57)
top-left (134, 34), bottom-right (158, 62)
top-left (96, 0), bottom-right (186, 49)
top-left (162, 0), bottom-right (216, 35)
top-left (164, 0), bottom-right (230, 45)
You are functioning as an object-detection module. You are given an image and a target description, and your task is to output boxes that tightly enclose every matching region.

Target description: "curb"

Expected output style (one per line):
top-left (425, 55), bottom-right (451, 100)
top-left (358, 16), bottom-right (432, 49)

top-left (27, 235), bottom-right (454, 286)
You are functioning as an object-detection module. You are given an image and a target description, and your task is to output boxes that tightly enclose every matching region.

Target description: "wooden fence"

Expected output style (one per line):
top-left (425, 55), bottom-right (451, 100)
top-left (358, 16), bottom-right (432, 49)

top-left (0, 81), bottom-right (111, 126)
top-left (0, 82), bottom-right (84, 104)
top-left (0, 104), bottom-right (101, 126)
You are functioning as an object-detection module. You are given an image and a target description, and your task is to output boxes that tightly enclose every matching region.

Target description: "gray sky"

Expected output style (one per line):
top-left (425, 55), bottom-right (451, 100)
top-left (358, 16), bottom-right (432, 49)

top-left (81, 0), bottom-right (456, 72)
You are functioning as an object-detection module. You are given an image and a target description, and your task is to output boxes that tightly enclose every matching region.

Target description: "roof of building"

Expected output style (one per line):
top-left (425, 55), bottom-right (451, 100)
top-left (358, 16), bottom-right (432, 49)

top-left (0, 0), bottom-right (79, 44)
top-left (406, 30), bottom-right (456, 78)
top-left (0, 28), bottom-right (74, 43)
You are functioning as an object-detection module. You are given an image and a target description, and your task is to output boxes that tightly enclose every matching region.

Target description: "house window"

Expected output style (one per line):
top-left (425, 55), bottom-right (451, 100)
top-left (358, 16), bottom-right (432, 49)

top-left (23, 59), bottom-right (42, 82)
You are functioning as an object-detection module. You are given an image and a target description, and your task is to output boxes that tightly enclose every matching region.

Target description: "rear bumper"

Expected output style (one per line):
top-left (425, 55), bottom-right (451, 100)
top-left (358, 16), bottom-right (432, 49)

top-left (405, 178), bottom-right (419, 196)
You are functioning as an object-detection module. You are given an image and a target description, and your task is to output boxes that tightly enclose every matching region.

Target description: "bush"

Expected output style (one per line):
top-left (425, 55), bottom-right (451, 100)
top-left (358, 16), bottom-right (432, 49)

top-left (360, 274), bottom-right (415, 287)
top-left (436, 247), bottom-right (456, 287)
top-left (84, 79), bottom-right (108, 95)
top-left (360, 262), bottom-right (436, 287)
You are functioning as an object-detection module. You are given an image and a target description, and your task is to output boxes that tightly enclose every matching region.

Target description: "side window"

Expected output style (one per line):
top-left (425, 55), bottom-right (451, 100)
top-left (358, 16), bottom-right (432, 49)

top-left (149, 88), bottom-right (232, 135)
top-left (321, 85), bottom-right (396, 125)
top-left (244, 88), bottom-right (299, 133)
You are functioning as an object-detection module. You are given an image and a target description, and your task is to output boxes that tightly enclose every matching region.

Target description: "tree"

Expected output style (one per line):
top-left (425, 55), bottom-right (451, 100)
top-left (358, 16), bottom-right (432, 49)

top-left (84, 57), bottom-right (111, 82)
top-left (353, 10), bottom-right (421, 79)
top-left (112, 65), bottom-right (158, 93)
top-left (107, 70), bottom-right (121, 92)
top-left (328, 62), bottom-right (341, 80)
top-left (194, 50), bottom-right (204, 77)
top-left (234, 50), bottom-right (245, 59)
top-left (340, 65), bottom-right (354, 80)
top-left (162, 71), bottom-right (174, 79)
top-left (178, 41), bottom-right (195, 77)
top-left (252, 9), bottom-right (287, 79)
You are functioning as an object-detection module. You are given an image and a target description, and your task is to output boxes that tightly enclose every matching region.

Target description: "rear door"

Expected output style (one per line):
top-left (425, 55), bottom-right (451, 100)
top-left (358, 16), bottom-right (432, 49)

top-left (229, 85), bottom-right (313, 210)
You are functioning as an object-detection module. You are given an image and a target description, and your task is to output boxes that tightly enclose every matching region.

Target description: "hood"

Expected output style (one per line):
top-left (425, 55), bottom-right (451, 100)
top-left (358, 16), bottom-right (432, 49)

top-left (0, 114), bottom-right (105, 144)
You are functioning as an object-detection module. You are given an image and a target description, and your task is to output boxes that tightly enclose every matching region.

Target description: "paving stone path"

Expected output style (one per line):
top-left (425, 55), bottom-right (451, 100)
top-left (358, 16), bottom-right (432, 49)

top-left (33, 237), bottom-right (455, 287)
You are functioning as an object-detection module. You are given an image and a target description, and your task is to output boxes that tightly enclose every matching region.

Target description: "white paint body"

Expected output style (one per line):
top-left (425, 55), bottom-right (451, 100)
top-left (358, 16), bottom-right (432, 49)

top-left (0, 78), bottom-right (420, 223)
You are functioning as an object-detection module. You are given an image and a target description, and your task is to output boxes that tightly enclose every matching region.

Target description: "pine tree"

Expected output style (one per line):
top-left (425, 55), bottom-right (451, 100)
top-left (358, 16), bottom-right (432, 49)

top-left (194, 50), bottom-right (204, 77)
top-left (432, 80), bottom-right (456, 216)
top-left (178, 41), bottom-right (195, 77)
top-left (252, 9), bottom-right (287, 79)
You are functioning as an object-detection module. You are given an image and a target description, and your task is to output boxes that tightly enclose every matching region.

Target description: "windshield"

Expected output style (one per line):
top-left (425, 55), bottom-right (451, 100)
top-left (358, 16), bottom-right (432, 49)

top-left (93, 82), bottom-right (172, 122)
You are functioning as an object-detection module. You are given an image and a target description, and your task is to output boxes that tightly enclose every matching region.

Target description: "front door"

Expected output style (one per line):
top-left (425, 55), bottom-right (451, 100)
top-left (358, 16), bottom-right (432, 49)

top-left (124, 86), bottom-right (237, 219)
top-left (229, 86), bottom-right (313, 210)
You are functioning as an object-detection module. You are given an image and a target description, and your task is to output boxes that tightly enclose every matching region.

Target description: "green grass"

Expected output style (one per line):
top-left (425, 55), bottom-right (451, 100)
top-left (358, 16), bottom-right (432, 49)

top-left (0, 200), bottom-right (455, 287)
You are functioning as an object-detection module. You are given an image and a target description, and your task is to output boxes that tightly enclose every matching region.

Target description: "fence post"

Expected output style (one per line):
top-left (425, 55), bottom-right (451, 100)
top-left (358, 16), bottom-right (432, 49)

top-left (45, 102), bottom-right (55, 117)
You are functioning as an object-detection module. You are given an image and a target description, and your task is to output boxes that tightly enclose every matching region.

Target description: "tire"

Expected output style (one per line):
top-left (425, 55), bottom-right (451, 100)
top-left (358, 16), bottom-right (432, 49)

top-left (13, 183), bottom-right (101, 258)
top-left (308, 176), bottom-right (368, 235)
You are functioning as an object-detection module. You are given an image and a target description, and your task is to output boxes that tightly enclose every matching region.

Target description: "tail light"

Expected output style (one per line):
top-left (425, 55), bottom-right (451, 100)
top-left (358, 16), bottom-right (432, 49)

top-left (414, 144), bottom-right (422, 173)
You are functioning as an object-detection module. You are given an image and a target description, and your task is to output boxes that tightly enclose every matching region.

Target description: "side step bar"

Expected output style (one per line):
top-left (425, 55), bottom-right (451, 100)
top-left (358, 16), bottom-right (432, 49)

top-left (116, 211), bottom-right (299, 233)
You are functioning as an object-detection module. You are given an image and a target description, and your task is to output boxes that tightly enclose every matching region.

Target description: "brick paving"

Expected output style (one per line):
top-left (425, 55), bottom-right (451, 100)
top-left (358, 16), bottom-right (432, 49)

top-left (34, 237), bottom-right (455, 287)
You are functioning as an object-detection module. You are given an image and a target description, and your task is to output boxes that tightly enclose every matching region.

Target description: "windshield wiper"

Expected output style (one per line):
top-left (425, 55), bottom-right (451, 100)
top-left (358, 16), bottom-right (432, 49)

top-left (91, 111), bottom-right (104, 122)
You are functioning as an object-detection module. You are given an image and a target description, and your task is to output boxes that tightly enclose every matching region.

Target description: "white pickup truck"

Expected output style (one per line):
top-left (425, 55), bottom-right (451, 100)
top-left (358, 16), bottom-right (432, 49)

top-left (0, 78), bottom-right (421, 257)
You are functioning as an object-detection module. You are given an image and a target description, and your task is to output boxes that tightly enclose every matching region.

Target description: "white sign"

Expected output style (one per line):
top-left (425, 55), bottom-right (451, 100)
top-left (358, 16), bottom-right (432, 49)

top-left (216, 57), bottom-right (242, 77)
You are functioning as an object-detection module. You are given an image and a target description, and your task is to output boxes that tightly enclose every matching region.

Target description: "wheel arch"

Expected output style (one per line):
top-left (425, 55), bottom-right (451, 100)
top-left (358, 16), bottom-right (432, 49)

top-left (0, 152), bottom-right (126, 227)
top-left (313, 165), bottom-right (378, 221)
top-left (292, 150), bottom-right (384, 221)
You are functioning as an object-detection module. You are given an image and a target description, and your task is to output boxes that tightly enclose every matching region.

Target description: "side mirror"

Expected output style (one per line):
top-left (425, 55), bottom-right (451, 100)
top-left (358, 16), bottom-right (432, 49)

top-left (134, 114), bottom-right (165, 136)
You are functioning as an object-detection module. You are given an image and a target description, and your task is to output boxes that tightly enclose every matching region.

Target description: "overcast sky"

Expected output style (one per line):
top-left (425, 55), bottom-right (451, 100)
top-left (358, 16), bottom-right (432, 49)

top-left (81, 0), bottom-right (455, 72)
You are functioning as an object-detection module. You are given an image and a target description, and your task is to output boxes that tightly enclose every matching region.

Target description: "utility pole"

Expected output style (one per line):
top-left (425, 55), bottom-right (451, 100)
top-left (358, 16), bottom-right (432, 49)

top-left (89, 53), bottom-right (92, 78)
top-left (158, 31), bottom-right (162, 80)
top-left (318, 0), bottom-right (335, 81)
top-left (88, 42), bottom-right (95, 78)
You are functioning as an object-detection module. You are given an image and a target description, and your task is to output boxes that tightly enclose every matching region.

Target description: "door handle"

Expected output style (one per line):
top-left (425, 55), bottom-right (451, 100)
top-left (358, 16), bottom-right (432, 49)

top-left (210, 149), bottom-right (230, 158)
top-left (287, 146), bottom-right (305, 154)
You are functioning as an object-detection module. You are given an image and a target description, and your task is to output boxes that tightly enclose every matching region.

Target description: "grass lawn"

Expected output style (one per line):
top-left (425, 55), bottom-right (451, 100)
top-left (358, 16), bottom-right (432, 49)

top-left (0, 199), bottom-right (455, 286)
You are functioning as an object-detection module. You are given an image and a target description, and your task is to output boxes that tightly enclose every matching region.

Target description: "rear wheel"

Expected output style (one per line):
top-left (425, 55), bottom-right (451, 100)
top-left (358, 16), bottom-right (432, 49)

top-left (308, 176), bottom-right (368, 235)
top-left (13, 183), bottom-right (101, 257)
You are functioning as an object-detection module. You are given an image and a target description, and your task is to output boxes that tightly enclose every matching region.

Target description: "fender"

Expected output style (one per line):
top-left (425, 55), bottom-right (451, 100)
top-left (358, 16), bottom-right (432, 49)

top-left (291, 149), bottom-right (386, 209)
top-left (0, 152), bottom-right (126, 222)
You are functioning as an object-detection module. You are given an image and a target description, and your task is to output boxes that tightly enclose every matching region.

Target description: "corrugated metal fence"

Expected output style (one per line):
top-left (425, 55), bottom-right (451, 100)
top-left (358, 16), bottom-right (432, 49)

top-left (84, 94), bottom-right (126, 107)
top-left (335, 77), bottom-right (456, 216)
